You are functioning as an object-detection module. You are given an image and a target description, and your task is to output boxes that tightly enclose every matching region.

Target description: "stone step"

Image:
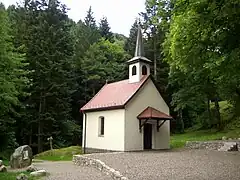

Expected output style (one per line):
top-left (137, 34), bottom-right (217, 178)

top-left (218, 142), bottom-right (237, 152)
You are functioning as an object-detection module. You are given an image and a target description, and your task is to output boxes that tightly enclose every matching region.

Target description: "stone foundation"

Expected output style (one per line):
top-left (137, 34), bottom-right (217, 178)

top-left (82, 147), bottom-right (171, 154)
top-left (82, 147), bottom-right (119, 154)
top-left (73, 155), bottom-right (128, 180)
top-left (185, 140), bottom-right (240, 151)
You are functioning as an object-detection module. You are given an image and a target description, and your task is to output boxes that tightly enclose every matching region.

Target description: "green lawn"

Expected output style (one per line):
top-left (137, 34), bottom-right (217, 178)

top-left (171, 100), bottom-right (240, 149)
top-left (170, 128), bottom-right (240, 149)
top-left (0, 172), bottom-right (37, 180)
top-left (34, 146), bottom-right (82, 161)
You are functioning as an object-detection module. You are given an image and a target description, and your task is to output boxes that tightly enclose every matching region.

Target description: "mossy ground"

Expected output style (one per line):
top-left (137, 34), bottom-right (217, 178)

top-left (33, 146), bottom-right (82, 161)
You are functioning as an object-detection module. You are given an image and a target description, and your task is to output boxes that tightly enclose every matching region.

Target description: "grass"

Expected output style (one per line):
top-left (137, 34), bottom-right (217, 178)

top-left (0, 172), bottom-right (37, 180)
top-left (170, 128), bottom-right (240, 149)
top-left (171, 101), bottom-right (240, 149)
top-left (34, 146), bottom-right (82, 161)
top-left (0, 146), bottom-right (81, 180)
top-left (0, 146), bottom-right (81, 170)
top-left (2, 159), bottom-right (9, 166)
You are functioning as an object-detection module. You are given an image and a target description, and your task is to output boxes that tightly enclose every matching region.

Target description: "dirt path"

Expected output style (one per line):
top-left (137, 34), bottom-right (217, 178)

top-left (33, 161), bottom-right (112, 180)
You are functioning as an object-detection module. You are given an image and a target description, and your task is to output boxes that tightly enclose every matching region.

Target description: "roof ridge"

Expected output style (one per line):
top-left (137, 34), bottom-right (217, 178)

top-left (107, 78), bottom-right (128, 85)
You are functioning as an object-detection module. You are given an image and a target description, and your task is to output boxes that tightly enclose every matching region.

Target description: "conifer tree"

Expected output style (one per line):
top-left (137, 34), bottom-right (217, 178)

top-left (15, 0), bottom-right (80, 152)
top-left (124, 19), bottom-right (139, 56)
top-left (99, 16), bottom-right (113, 42)
top-left (84, 6), bottom-right (97, 29)
top-left (0, 4), bottom-right (28, 151)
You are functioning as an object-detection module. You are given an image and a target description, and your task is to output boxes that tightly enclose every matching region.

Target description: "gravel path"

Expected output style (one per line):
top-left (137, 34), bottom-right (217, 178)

top-left (33, 161), bottom-right (112, 180)
top-left (87, 149), bottom-right (240, 180)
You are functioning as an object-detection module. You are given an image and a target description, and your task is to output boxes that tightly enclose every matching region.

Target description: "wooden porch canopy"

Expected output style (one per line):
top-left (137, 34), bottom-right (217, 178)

top-left (137, 106), bottom-right (173, 133)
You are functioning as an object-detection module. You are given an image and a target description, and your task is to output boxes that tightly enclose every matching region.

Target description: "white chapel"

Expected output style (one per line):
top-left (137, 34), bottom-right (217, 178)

top-left (80, 23), bottom-right (173, 153)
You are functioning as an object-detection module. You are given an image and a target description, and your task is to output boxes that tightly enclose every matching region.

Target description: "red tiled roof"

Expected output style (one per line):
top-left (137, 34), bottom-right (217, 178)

top-left (80, 75), bottom-right (150, 112)
top-left (137, 106), bottom-right (173, 120)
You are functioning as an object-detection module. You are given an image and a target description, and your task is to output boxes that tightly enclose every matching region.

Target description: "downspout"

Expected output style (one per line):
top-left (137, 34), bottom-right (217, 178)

top-left (83, 111), bottom-right (87, 154)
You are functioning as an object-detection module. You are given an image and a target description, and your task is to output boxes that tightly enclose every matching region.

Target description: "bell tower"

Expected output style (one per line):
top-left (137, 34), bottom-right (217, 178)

top-left (128, 22), bottom-right (152, 83)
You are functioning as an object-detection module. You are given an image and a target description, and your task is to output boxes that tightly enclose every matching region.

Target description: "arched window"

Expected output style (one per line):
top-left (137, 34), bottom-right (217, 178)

top-left (99, 116), bottom-right (104, 136)
top-left (142, 65), bottom-right (147, 75)
top-left (132, 65), bottom-right (137, 76)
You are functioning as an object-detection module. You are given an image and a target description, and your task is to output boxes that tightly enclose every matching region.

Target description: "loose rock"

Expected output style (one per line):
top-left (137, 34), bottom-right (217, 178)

top-left (0, 165), bottom-right (7, 172)
top-left (16, 173), bottom-right (28, 180)
top-left (0, 160), bottom-right (3, 166)
top-left (30, 169), bottom-right (47, 177)
top-left (121, 177), bottom-right (128, 180)
top-left (10, 145), bottom-right (33, 169)
top-left (114, 171), bottom-right (122, 178)
top-left (26, 164), bottom-right (37, 172)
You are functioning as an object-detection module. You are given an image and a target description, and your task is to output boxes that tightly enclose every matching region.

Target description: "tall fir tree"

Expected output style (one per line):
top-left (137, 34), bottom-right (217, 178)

top-left (84, 6), bottom-right (97, 29)
top-left (71, 10), bottom-right (101, 131)
top-left (99, 16), bottom-right (113, 42)
top-left (124, 19), bottom-right (139, 57)
top-left (14, 0), bottom-right (80, 153)
top-left (0, 4), bottom-right (28, 152)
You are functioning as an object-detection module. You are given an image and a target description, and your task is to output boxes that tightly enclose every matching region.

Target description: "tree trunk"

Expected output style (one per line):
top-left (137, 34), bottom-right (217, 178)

top-left (29, 125), bottom-right (32, 146)
top-left (179, 109), bottom-right (184, 133)
top-left (206, 77), bottom-right (212, 128)
top-left (236, 88), bottom-right (240, 97)
top-left (153, 30), bottom-right (157, 80)
top-left (84, 81), bottom-right (87, 103)
top-left (38, 81), bottom-right (44, 153)
top-left (214, 98), bottom-right (221, 130)
top-left (92, 87), bottom-right (95, 96)
top-left (207, 97), bottom-right (211, 128)
top-left (38, 95), bottom-right (42, 153)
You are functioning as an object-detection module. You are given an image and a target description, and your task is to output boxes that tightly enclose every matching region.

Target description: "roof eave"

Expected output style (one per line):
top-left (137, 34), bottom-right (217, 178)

top-left (81, 105), bottom-right (125, 113)
top-left (138, 116), bottom-right (173, 120)
top-left (127, 56), bottom-right (152, 64)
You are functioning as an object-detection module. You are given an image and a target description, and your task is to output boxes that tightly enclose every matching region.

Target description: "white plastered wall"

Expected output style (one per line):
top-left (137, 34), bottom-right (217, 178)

top-left (124, 79), bottom-right (170, 151)
top-left (82, 109), bottom-right (125, 151)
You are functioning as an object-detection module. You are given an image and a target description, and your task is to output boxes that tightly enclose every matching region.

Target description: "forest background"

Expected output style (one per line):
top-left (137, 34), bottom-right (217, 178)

top-left (0, 0), bottom-right (240, 155)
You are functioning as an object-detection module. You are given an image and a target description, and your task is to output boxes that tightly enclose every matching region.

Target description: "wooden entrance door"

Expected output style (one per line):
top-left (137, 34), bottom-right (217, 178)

top-left (144, 123), bottom-right (152, 149)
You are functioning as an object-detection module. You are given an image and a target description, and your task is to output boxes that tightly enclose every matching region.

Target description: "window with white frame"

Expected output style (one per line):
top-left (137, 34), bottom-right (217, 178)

top-left (99, 116), bottom-right (104, 136)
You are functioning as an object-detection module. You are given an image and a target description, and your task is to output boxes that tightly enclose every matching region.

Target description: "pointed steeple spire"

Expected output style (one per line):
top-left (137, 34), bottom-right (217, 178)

top-left (127, 20), bottom-right (152, 83)
top-left (134, 22), bottom-right (144, 57)
top-left (127, 19), bottom-right (151, 64)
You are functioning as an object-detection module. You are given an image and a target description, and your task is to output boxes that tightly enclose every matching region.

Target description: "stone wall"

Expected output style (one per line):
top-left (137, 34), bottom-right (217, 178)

top-left (73, 155), bottom-right (128, 180)
top-left (185, 140), bottom-right (240, 151)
